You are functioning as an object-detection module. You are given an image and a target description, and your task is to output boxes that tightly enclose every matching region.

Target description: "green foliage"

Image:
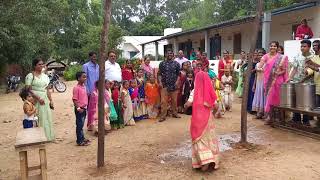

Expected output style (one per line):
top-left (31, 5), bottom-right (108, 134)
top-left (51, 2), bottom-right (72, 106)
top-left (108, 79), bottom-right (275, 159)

top-left (132, 15), bottom-right (169, 36)
top-left (179, 0), bottom-right (302, 30)
top-left (63, 64), bottom-right (82, 81)
top-left (1, 0), bottom-right (124, 76)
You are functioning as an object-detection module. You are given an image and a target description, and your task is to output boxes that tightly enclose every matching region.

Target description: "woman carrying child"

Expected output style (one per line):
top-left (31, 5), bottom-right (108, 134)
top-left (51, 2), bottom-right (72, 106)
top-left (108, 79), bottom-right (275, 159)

top-left (25, 58), bottom-right (55, 141)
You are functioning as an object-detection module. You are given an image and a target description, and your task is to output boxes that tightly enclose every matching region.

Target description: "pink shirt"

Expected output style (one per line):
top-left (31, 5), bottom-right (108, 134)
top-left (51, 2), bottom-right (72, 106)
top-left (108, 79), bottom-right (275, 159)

top-left (72, 84), bottom-right (88, 108)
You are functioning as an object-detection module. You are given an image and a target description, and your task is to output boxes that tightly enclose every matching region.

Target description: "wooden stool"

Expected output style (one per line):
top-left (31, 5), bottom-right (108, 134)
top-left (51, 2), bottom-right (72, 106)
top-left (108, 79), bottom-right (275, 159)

top-left (15, 128), bottom-right (50, 180)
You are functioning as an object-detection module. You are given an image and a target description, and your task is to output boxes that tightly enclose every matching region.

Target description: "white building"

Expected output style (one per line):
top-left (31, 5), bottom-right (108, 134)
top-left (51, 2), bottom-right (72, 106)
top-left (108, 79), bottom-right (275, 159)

top-left (119, 28), bottom-right (182, 59)
top-left (141, 1), bottom-right (320, 60)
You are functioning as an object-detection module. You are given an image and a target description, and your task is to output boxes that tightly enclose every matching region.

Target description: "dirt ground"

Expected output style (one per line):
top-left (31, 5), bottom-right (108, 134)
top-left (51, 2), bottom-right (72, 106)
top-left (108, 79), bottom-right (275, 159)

top-left (0, 81), bottom-right (320, 180)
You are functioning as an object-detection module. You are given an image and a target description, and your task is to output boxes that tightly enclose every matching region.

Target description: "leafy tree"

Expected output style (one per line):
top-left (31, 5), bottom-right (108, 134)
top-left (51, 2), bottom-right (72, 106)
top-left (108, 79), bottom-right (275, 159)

top-left (132, 15), bottom-right (169, 36)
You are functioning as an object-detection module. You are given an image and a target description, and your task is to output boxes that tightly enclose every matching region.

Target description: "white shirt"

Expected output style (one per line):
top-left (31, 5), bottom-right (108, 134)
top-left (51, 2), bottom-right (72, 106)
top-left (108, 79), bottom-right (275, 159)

top-left (174, 57), bottom-right (188, 68)
top-left (221, 75), bottom-right (233, 93)
top-left (105, 60), bottom-right (122, 82)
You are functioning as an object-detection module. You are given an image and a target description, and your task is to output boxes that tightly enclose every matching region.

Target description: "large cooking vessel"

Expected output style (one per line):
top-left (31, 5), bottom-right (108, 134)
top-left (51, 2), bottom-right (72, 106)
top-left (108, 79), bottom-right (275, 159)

top-left (295, 83), bottom-right (316, 111)
top-left (280, 83), bottom-right (295, 108)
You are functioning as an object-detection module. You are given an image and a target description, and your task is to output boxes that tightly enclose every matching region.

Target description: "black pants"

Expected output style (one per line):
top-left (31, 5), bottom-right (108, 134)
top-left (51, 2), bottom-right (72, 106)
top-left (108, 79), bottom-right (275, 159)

top-left (292, 113), bottom-right (311, 124)
top-left (75, 107), bottom-right (87, 144)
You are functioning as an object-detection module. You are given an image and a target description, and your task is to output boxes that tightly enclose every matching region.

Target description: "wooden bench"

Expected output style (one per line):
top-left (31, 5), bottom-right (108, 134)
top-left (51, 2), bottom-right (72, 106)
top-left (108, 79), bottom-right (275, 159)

top-left (15, 128), bottom-right (50, 180)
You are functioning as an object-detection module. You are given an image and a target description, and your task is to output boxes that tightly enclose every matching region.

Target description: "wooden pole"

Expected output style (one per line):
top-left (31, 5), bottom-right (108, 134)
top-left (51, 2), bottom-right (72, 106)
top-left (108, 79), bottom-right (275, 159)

top-left (97, 0), bottom-right (112, 168)
top-left (240, 0), bottom-right (264, 143)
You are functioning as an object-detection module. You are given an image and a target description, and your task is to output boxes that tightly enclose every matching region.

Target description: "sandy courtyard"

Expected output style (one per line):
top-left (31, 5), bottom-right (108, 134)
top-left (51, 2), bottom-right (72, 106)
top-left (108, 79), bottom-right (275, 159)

top-left (0, 81), bottom-right (320, 180)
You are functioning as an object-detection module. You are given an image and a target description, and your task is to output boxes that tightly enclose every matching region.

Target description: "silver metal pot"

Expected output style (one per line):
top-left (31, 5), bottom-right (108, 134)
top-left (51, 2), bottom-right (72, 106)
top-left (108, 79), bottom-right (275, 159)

top-left (295, 83), bottom-right (316, 111)
top-left (280, 83), bottom-right (295, 108)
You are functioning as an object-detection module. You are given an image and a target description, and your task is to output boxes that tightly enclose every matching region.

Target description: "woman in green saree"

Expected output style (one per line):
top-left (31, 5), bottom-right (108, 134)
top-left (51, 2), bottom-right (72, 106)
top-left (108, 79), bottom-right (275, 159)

top-left (25, 58), bottom-right (55, 141)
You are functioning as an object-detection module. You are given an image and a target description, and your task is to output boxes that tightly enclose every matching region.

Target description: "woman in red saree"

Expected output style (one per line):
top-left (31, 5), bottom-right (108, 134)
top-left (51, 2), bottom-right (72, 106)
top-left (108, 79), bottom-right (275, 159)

top-left (185, 71), bottom-right (219, 171)
top-left (218, 50), bottom-right (232, 80)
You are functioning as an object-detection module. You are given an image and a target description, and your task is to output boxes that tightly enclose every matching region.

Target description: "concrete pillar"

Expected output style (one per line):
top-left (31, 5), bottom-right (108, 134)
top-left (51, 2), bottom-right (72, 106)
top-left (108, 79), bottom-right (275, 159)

top-left (204, 30), bottom-right (211, 59)
top-left (262, 12), bottom-right (271, 50)
top-left (155, 42), bottom-right (159, 61)
top-left (173, 38), bottom-right (178, 54)
top-left (141, 44), bottom-right (145, 57)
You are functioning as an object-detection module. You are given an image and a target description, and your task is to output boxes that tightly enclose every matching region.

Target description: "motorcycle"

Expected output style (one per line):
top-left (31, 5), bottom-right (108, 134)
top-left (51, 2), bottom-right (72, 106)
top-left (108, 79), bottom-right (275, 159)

top-left (6, 75), bottom-right (21, 93)
top-left (48, 73), bottom-right (67, 93)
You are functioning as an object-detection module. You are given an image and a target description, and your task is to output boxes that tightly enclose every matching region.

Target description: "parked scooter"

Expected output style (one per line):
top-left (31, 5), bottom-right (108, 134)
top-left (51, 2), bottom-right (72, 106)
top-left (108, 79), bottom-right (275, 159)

top-left (6, 75), bottom-right (21, 93)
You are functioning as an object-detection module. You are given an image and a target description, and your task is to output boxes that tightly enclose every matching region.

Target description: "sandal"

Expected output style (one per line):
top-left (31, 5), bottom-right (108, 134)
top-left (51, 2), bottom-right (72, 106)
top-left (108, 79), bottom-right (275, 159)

top-left (78, 141), bottom-right (90, 146)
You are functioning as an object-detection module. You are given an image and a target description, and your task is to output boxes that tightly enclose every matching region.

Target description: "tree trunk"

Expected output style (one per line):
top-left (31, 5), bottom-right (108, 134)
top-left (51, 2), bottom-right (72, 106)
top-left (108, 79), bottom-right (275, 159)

top-left (97, 0), bottom-right (112, 168)
top-left (240, 0), bottom-right (264, 143)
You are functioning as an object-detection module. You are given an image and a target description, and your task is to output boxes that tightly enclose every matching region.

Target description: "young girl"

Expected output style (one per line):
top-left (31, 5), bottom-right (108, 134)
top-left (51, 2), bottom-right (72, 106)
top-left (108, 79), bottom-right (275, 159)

top-left (112, 82), bottom-right (124, 128)
top-left (221, 69), bottom-right (233, 111)
top-left (122, 60), bottom-right (135, 81)
top-left (88, 81), bottom-right (111, 134)
top-left (177, 62), bottom-right (189, 113)
top-left (136, 69), bottom-right (148, 119)
top-left (105, 80), bottom-right (119, 129)
top-left (252, 49), bottom-right (266, 119)
top-left (209, 71), bottom-right (225, 118)
top-left (182, 70), bottom-right (194, 115)
top-left (129, 79), bottom-right (143, 121)
top-left (121, 80), bottom-right (135, 126)
top-left (145, 75), bottom-right (159, 119)
top-left (19, 88), bottom-right (38, 128)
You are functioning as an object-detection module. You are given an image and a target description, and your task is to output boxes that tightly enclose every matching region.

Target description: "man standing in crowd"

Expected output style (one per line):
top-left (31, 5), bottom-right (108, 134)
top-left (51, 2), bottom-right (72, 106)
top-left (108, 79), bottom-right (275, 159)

top-left (295, 19), bottom-right (314, 40)
top-left (288, 40), bottom-right (313, 126)
top-left (82, 52), bottom-right (99, 96)
top-left (158, 50), bottom-right (181, 122)
top-left (175, 50), bottom-right (188, 68)
top-left (105, 50), bottom-right (122, 82)
top-left (306, 40), bottom-right (320, 109)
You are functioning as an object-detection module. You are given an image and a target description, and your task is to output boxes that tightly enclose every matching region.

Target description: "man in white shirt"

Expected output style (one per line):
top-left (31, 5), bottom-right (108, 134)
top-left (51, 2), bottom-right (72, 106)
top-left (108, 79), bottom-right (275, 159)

top-left (105, 50), bottom-right (122, 82)
top-left (174, 50), bottom-right (188, 68)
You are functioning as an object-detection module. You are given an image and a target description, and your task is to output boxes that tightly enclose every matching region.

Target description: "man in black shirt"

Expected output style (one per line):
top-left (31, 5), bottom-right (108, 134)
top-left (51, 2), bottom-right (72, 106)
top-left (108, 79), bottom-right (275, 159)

top-left (158, 50), bottom-right (181, 122)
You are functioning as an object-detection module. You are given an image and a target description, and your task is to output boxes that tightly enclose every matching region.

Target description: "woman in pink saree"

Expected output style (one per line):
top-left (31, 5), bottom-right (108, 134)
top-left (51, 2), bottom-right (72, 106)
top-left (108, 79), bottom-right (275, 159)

top-left (260, 41), bottom-right (288, 123)
top-left (185, 71), bottom-right (219, 172)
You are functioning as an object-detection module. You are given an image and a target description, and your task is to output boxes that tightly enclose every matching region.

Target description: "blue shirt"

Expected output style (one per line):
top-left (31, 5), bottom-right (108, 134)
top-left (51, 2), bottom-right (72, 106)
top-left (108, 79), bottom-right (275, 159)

top-left (82, 60), bottom-right (99, 94)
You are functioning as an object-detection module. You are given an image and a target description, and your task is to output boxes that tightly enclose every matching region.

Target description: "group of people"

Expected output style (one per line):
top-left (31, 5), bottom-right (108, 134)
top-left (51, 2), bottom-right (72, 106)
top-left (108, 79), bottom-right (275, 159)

top-left (233, 39), bottom-right (320, 127)
top-left (18, 35), bottom-right (320, 171)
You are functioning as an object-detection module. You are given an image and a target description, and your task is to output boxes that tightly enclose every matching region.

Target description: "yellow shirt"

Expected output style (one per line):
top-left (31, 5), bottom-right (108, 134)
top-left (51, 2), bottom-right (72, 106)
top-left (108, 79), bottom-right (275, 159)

top-left (307, 55), bottom-right (320, 95)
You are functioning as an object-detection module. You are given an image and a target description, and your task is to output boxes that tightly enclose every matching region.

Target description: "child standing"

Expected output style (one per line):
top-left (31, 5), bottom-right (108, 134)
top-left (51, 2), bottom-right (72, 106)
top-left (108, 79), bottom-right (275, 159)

top-left (72, 72), bottom-right (90, 146)
top-left (88, 81), bottom-right (111, 135)
top-left (19, 88), bottom-right (38, 128)
top-left (209, 71), bottom-right (225, 118)
top-left (105, 80), bottom-right (119, 129)
top-left (145, 75), bottom-right (159, 119)
top-left (221, 70), bottom-right (233, 111)
top-left (177, 62), bottom-right (188, 113)
top-left (112, 82), bottom-right (124, 128)
top-left (182, 70), bottom-right (194, 115)
top-left (121, 81), bottom-right (135, 126)
top-left (136, 69), bottom-right (148, 119)
top-left (129, 79), bottom-right (143, 121)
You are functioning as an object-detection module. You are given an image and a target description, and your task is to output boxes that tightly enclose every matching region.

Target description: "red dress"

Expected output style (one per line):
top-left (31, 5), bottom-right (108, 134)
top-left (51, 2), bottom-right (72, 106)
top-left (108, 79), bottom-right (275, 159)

top-left (218, 59), bottom-right (232, 80)
top-left (295, 25), bottom-right (313, 39)
top-left (121, 68), bottom-right (134, 81)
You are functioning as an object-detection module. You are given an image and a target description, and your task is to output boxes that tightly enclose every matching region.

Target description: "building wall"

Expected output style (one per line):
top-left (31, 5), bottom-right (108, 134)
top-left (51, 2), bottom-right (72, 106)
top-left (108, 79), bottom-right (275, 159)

top-left (167, 6), bottom-right (320, 59)
top-left (270, 6), bottom-right (320, 46)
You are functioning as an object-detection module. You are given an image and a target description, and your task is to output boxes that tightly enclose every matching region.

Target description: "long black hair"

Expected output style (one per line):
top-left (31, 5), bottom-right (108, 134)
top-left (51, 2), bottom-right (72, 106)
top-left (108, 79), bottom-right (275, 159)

top-left (32, 57), bottom-right (43, 70)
